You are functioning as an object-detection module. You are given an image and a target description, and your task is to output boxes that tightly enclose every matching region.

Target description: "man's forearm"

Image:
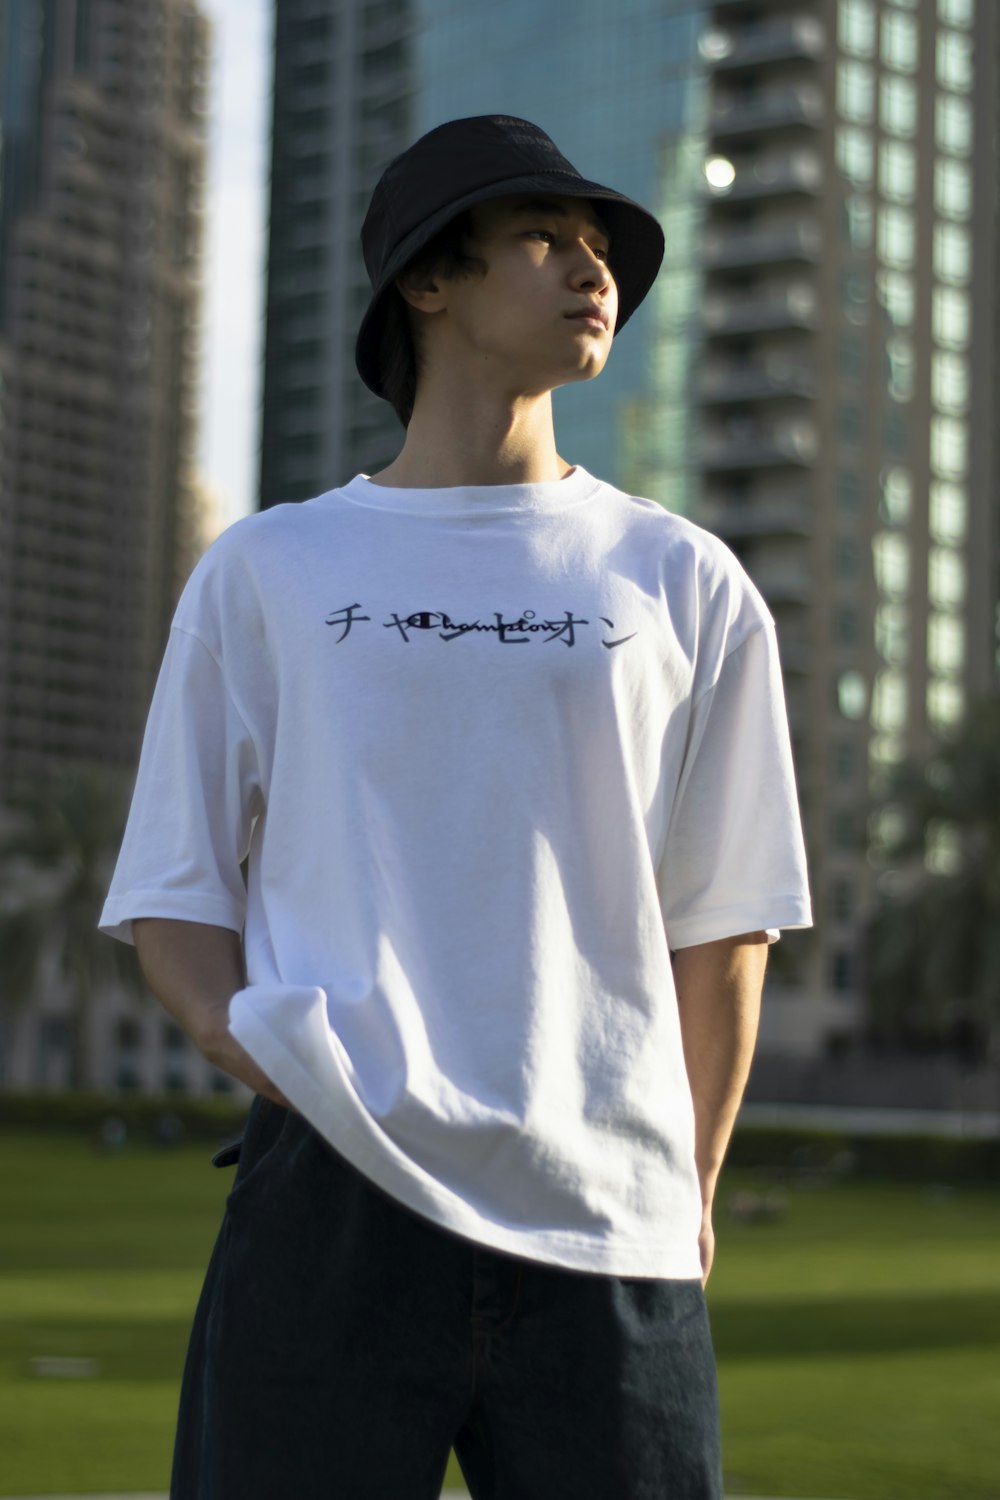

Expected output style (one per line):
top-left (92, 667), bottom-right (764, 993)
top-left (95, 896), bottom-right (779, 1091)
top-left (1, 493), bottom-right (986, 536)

top-left (673, 931), bottom-right (769, 1212)
top-left (133, 918), bottom-right (289, 1104)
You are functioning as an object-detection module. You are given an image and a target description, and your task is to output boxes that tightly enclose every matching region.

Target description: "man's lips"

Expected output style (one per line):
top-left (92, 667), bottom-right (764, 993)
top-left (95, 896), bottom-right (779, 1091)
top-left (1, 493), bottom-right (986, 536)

top-left (566, 307), bottom-right (610, 330)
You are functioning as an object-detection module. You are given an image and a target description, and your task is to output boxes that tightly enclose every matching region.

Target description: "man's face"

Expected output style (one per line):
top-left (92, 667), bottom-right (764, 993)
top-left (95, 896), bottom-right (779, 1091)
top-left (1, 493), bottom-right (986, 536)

top-left (423, 193), bottom-right (619, 396)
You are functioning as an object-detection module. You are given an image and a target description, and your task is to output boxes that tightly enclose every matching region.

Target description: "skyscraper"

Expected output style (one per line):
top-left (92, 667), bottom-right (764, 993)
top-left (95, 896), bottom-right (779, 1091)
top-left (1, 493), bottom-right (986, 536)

top-left (258, 0), bottom-right (999, 1064)
top-left (696, 0), bottom-right (997, 1057)
top-left (258, 0), bottom-right (415, 510)
top-left (0, 0), bottom-right (213, 785)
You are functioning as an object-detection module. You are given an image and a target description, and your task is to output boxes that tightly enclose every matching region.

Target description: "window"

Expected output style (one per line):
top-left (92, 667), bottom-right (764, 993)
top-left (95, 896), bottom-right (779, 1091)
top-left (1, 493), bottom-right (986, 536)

top-left (929, 481), bottom-right (967, 543)
top-left (928, 546), bottom-right (966, 608)
top-left (880, 74), bottom-right (917, 136)
top-left (938, 0), bottom-right (974, 26)
top-left (837, 535), bottom-right (862, 575)
top-left (878, 140), bottom-right (916, 202)
top-left (930, 415), bottom-right (968, 478)
top-left (162, 1021), bottom-right (188, 1053)
top-left (937, 30), bottom-right (973, 91)
top-left (927, 678), bottom-right (965, 730)
top-left (875, 602), bottom-right (909, 664)
top-left (870, 804), bottom-right (907, 855)
top-left (837, 470), bottom-right (863, 510)
top-left (934, 223), bottom-right (971, 285)
top-left (831, 879), bottom-right (854, 922)
top-left (837, 670), bottom-right (869, 720)
top-left (838, 61), bottom-right (876, 122)
top-left (871, 669), bottom-right (907, 731)
top-left (843, 270), bottom-right (869, 323)
top-left (886, 337), bottom-right (914, 402)
top-left (839, 405), bottom-right (865, 446)
top-left (844, 194), bottom-right (874, 249)
top-left (935, 159), bottom-right (972, 220)
top-left (928, 613), bottom-right (965, 675)
top-left (115, 1018), bottom-right (141, 1049)
top-left (839, 0), bottom-right (876, 56)
top-left (831, 951), bottom-right (856, 991)
top-left (876, 269), bottom-right (914, 327)
top-left (833, 740), bottom-right (857, 779)
top-left (932, 287), bottom-right (970, 349)
top-left (936, 94), bottom-right (972, 155)
top-left (836, 127), bottom-right (874, 186)
top-left (877, 207), bottom-right (915, 268)
top-left (881, 468), bottom-right (911, 528)
top-left (835, 606), bottom-right (860, 644)
top-left (873, 532), bottom-right (910, 598)
top-left (840, 332), bottom-right (866, 379)
top-left (880, 9), bottom-right (918, 71)
top-left (931, 352), bottom-right (969, 414)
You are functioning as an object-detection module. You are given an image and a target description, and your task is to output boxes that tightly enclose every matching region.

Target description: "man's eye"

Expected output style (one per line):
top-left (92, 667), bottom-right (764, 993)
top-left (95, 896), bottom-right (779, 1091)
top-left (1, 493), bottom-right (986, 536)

top-left (526, 229), bottom-right (556, 242)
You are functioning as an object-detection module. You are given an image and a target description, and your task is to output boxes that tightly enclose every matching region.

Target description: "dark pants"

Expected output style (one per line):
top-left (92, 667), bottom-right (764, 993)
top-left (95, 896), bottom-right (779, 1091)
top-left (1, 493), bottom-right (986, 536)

top-left (172, 1095), bottom-right (724, 1499)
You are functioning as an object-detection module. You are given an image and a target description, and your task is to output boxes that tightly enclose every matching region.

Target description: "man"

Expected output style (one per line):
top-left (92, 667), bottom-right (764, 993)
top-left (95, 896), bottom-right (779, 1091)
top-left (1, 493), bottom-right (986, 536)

top-left (101, 116), bottom-right (811, 1498)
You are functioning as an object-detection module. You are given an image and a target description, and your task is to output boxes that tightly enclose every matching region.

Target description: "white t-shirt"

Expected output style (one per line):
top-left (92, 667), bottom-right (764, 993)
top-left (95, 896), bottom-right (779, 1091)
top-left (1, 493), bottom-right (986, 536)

top-left (100, 465), bottom-right (811, 1277)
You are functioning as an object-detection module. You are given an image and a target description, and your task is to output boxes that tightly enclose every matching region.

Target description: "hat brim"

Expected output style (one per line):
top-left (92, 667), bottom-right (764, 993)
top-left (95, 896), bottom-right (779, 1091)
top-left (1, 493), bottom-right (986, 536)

top-left (354, 169), bottom-right (665, 400)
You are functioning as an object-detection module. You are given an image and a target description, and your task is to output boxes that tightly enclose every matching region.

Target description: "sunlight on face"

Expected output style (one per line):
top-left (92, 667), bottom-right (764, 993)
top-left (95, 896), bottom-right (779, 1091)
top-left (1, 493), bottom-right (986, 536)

top-left (441, 194), bottom-right (619, 393)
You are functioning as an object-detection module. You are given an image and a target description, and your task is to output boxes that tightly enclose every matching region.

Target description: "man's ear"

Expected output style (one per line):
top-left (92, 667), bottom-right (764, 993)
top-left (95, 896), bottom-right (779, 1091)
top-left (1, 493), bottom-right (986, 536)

top-left (395, 265), bottom-right (447, 317)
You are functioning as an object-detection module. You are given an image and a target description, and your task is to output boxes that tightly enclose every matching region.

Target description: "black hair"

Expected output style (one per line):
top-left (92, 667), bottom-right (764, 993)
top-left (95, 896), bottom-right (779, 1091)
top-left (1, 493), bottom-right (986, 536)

top-left (379, 209), bottom-right (486, 427)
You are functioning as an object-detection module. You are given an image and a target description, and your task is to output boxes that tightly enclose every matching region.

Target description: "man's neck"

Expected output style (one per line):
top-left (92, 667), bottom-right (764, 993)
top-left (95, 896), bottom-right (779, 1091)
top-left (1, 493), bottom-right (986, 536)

top-left (369, 383), bottom-right (573, 489)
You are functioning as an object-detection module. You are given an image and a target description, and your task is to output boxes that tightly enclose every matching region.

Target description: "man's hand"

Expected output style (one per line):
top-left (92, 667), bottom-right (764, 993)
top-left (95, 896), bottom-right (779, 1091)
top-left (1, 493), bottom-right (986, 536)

top-left (191, 995), bottom-right (293, 1108)
top-left (133, 918), bottom-right (292, 1109)
top-left (673, 931), bottom-right (769, 1286)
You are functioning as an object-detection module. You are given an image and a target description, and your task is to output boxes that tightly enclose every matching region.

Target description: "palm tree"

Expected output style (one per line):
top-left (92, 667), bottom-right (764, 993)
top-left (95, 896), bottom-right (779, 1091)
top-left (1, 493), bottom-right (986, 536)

top-left (0, 763), bottom-right (147, 1089)
top-left (864, 696), bottom-right (1000, 1066)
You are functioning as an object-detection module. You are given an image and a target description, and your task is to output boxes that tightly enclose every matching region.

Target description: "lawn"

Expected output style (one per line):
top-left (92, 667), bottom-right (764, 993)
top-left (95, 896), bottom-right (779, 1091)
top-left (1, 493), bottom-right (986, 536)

top-left (1, 1128), bottom-right (997, 1498)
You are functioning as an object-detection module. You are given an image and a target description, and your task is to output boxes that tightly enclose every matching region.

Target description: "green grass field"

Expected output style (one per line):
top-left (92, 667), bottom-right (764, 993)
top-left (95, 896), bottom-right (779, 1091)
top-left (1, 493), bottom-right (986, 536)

top-left (1, 1129), bottom-right (998, 1499)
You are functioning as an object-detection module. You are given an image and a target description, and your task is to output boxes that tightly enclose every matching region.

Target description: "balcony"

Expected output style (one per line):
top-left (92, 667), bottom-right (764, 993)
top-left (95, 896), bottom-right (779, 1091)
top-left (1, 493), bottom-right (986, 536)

top-left (697, 358), bottom-right (818, 404)
top-left (702, 282), bottom-right (818, 336)
top-left (698, 416), bottom-right (819, 471)
top-left (699, 16), bottom-right (826, 71)
top-left (750, 565), bottom-right (813, 607)
top-left (706, 148), bottom-right (823, 202)
top-left (698, 498), bottom-right (814, 539)
top-left (711, 82), bottom-right (824, 139)
top-left (702, 217), bottom-right (821, 270)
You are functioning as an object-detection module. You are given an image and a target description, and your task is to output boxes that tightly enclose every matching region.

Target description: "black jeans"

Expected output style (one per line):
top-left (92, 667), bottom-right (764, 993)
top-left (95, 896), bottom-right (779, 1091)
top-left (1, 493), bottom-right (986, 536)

top-left (172, 1095), bottom-right (723, 1499)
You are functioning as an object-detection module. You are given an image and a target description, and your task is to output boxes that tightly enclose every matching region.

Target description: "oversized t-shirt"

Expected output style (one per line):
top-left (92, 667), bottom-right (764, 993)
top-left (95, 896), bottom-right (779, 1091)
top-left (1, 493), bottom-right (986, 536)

top-left (100, 465), bottom-right (811, 1278)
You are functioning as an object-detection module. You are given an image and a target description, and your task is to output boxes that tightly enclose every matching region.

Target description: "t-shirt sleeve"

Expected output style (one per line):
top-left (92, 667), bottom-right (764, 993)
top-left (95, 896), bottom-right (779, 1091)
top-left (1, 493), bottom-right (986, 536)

top-left (98, 625), bottom-right (264, 946)
top-left (657, 621), bottom-right (812, 949)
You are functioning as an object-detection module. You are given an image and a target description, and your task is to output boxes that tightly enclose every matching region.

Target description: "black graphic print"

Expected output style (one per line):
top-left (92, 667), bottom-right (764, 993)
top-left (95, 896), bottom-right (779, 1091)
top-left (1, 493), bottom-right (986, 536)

top-left (324, 603), bottom-right (371, 643)
top-left (325, 605), bottom-right (636, 650)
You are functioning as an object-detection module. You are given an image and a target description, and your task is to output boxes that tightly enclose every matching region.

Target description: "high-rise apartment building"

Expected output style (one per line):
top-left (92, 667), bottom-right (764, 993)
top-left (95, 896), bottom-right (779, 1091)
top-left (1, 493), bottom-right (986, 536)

top-left (260, 0), bottom-right (998, 1063)
top-left (696, 0), bottom-right (998, 1053)
top-left (0, 0), bottom-right (213, 784)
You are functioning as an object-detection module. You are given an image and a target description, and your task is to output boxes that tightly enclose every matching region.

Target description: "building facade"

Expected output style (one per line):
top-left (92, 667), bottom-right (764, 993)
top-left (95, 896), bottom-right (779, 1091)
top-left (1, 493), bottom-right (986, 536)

top-left (258, 0), bottom-right (415, 509)
top-left (0, 0), bottom-right (214, 784)
top-left (0, 0), bottom-right (221, 1094)
top-left (695, 0), bottom-right (998, 1053)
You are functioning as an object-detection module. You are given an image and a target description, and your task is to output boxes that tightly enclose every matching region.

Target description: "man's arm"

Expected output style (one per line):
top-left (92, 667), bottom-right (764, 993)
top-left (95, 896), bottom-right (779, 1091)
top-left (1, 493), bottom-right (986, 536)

top-left (673, 930), bottom-right (769, 1287)
top-left (133, 918), bottom-right (291, 1107)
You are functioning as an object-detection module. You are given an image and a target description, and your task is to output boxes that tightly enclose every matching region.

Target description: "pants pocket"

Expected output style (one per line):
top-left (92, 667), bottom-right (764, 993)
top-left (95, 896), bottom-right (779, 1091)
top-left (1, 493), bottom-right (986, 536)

top-left (223, 1095), bottom-right (291, 1210)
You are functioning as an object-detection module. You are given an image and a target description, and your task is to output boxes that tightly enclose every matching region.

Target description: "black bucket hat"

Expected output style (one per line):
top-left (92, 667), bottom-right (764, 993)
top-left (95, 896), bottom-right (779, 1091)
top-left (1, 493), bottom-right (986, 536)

top-left (355, 114), bottom-right (665, 399)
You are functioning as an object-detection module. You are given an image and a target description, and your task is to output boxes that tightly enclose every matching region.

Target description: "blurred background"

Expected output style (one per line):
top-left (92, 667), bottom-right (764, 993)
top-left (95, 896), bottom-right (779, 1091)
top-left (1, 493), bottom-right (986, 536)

top-left (0, 3), bottom-right (998, 1497)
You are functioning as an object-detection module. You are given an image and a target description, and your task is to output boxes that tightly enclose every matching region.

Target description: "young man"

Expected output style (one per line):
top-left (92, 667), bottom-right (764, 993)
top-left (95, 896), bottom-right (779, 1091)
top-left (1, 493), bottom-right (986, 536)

top-left (101, 116), bottom-right (811, 1498)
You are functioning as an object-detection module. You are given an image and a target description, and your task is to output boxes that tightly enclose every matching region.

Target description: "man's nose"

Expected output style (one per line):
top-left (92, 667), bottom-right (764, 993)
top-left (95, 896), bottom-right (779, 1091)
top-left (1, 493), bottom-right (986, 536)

top-left (570, 244), bottom-right (612, 290)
